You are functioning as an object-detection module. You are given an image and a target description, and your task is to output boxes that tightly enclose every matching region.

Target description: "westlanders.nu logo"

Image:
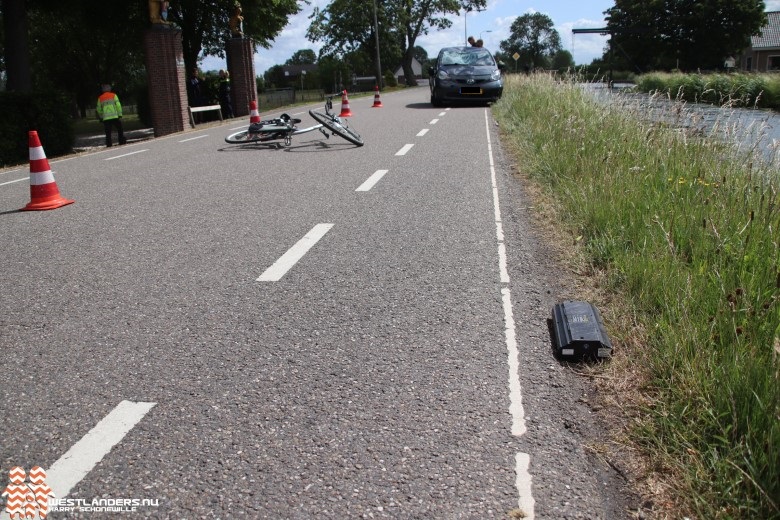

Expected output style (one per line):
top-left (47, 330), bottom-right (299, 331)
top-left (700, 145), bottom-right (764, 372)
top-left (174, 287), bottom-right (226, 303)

top-left (1, 466), bottom-right (55, 519)
top-left (2, 467), bottom-right (160, 516)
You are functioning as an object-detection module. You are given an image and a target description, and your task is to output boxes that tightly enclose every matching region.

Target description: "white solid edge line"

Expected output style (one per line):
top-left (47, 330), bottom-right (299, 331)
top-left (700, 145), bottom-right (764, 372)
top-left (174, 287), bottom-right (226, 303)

top-left (105, 149), bottom-right (149, 161)
top-left (179, 135), bottom-right (209, 142)
top-left (356, 169), bottom-right (389, 192)
top-left (45, 400), bottom-right (157, 498)
top-left (257, 223), bottom-right (333, 282)
top-left (485, 108), bottom-right (533, 517)
top-left (516, 453), bottom-right (535, 519)
top-left (395, 144), bottom-right (414, 156)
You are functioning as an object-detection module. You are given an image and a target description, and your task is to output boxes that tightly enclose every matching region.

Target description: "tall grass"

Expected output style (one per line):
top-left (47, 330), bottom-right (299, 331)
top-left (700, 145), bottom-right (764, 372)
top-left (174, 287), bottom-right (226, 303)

top-left (493, 74), bottom-right (780, 518)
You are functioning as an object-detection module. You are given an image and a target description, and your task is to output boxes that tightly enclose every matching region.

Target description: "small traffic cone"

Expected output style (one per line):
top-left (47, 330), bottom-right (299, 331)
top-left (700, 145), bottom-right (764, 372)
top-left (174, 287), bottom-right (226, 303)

top-left (22, 131), bottom-right (74, 211)
top-left (371, 85), bottom-right (383, 108)
top-left (339, 90), bottom-right (353, 117)
top-left (249, 100), bottom-right (261, 124)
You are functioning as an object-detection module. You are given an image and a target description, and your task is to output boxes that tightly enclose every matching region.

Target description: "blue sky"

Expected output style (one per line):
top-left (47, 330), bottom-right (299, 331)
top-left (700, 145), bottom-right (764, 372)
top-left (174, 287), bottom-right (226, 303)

top-left (201, 0), bottom-right (780, 74)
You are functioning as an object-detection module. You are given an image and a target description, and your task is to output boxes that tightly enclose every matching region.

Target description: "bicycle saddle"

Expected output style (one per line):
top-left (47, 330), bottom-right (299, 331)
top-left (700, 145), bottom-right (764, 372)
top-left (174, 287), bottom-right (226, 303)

top-left (279, 113), bottom-right (302, 124)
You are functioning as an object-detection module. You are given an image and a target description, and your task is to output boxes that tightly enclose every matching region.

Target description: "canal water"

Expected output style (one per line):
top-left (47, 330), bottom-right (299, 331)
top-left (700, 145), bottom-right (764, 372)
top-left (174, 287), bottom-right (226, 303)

top-left (584, 83), bottom-right (780, 169)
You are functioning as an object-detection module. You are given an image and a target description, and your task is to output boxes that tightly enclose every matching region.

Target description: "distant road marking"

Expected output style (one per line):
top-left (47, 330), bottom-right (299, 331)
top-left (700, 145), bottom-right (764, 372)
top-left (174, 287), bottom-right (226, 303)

top-left (484, 109), bottom-right (533, 518)
top-left (395, 144), bottom-right (414, 156)
top-left (429, 119), bottom-right (439, 125)
top-left (46, 400), bottom-right (156, 498)
top-left (416, 129), bottom-right (429, 137)
top-left (179, 135), bottom-right (209, 142)
top-left (257, 223), bottom-right (333, 282)
top-left (105, 149), bottom-right (148, 161)
top-left (0, 168), bottom-right (21, 176)
top-left (0, 177), bottom-right (27, 187)
top-left (356, 169), bottom-right (388, 192)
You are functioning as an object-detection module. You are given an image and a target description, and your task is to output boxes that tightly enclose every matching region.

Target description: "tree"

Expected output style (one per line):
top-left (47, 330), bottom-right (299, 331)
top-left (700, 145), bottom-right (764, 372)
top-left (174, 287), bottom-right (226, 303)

top-left (2, 0), bottom-right (31, 91)
top-left (308, 0), bottom-right (486, 87)
top-left (307, 0), bottom-right (401, 87)
top-left (606, 0), bottom-right (767, 71)
top-left (389, 0), bottom-right (486, 86)
top-left (170, 0), bottom-right (302, 76)
top-left (551, 49), bottom-right (574, 70)
top-left (286, 49), bottom-right (317, 65)
top-left (499, 12), bottom-right (562, 70)
top-left (28, 2), bottom-right (147, 115)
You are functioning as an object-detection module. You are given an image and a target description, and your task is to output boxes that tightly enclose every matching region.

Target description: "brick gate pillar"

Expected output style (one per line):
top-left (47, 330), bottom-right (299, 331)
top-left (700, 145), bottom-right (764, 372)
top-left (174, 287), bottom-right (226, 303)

top-left (226, 37), bottom-right (256, 118)
top-left (144, 27), bottom-right (189, 137)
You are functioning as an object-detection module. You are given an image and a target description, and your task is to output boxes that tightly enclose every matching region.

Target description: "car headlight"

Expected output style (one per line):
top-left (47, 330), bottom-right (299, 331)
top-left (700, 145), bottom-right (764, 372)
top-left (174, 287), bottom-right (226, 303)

top-left (437, 70), bottom-right (450, 80)
top-left (490, 69), bottom-right (501, 81)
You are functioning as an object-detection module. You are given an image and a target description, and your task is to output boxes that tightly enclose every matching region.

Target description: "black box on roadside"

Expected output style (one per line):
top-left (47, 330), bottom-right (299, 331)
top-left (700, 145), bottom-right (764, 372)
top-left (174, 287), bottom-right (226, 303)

top-left (550, 301), bottom-right (612, 360)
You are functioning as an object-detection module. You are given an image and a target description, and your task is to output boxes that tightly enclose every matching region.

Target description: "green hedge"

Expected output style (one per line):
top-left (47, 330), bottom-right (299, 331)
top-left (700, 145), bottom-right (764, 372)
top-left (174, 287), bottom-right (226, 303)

top-left (0, 90), bottom-right (75, 167)
top-left (635, 72), bottom-right (780, 110)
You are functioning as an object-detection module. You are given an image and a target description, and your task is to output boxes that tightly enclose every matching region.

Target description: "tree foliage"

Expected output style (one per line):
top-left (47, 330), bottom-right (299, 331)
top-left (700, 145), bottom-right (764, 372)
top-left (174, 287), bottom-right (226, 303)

top-left (499, 12), bottom-right (562, 70)
top-left (170, 0), bottom-right (303, 76)
top-left (606, 0), bottom-right (767, 71)
top-left (307, 0), bottom-right (401, 86)
top-left (308, 0), bottom-right (486, 87)
top-left (1, 0), bottom-right (304, 114)
top-left (286, 49), bottom-right (317, 65)
top-left (28, 1), bottom-right (147, 112)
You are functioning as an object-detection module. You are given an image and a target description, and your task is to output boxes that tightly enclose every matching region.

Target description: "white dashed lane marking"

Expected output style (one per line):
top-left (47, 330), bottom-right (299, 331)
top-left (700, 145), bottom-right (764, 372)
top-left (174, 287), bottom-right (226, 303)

top-left (257, 223), bottom-right (334, 282)
top-left (356, 169), bottom-right (389, 192)
top-left (395, 144), bottom-right (414, 156)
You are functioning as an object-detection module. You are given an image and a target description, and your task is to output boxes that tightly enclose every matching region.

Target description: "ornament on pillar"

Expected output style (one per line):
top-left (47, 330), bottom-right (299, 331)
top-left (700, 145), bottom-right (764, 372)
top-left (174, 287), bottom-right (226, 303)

top-left (229, 2), bottom-right (244, 38)
top-left (149, 0), bottom-right (171, 25)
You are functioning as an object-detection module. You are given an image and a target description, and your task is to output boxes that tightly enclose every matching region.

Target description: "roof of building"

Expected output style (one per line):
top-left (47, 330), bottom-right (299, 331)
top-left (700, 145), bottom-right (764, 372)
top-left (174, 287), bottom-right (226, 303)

top-left (751, 11), bottom-right (780, 49)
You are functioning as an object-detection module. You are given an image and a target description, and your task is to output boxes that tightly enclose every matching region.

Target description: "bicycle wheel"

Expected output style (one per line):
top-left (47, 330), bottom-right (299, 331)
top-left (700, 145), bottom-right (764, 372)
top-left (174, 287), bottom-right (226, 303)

top-left (225, 130), bottom-right (261, 144)
top-left (308, 110), bottom-right (364, 146)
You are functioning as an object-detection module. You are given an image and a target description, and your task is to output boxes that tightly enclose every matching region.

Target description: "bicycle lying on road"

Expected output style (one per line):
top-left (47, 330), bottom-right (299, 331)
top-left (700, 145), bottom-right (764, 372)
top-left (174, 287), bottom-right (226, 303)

top-left (224, 95), bottom-right (364, 147)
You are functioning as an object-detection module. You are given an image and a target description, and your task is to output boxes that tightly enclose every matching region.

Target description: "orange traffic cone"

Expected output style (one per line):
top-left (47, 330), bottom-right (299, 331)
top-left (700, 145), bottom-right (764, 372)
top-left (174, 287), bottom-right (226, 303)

top-left (339, 90), bottom-right (353, 117)
top-left (22, 131), bottom-right (74, 211)
top-left (249, 100), bottom-right (261, 124)
top-left (371, 85), bottom-right (383, 108)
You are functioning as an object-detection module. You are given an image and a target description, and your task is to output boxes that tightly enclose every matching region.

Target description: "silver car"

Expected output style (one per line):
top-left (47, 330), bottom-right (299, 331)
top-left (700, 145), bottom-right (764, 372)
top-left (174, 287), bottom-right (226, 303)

top-left (429, 46), bottom-right (504, 107)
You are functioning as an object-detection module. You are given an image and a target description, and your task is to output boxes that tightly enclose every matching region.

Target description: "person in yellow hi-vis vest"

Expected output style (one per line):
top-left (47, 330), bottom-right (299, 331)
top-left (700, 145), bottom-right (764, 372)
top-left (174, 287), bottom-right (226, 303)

top-left (96, 84), bottom-right (126, 147)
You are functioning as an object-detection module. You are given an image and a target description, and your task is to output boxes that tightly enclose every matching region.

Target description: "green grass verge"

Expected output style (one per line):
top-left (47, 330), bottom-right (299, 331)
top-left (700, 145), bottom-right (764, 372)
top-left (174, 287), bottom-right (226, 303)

top-left (493, 74), bottom-right (780, 519)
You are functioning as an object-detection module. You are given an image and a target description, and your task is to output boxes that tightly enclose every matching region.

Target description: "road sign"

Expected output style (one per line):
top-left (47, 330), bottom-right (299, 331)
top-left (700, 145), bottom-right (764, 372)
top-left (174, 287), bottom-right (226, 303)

top-left (512, 52), bottom-right (520, 61)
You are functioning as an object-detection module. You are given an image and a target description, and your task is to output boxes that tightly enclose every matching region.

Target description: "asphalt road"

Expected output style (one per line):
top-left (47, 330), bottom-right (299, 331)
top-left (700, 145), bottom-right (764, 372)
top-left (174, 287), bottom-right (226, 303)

top-left (0, 87), bottom-right (637, 519)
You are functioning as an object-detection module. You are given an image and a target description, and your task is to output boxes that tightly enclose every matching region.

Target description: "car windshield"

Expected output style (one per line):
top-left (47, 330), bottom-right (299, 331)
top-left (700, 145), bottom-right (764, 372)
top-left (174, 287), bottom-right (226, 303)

top-left (440, 49), bottom-right (495, 67)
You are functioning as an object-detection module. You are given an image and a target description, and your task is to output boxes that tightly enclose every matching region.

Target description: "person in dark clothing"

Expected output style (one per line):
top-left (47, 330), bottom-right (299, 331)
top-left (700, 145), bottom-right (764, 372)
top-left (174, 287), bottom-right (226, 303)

top-left (187, 70), bottom-right (203, 106)
top-left (218, 69), bottom-right (234, 118)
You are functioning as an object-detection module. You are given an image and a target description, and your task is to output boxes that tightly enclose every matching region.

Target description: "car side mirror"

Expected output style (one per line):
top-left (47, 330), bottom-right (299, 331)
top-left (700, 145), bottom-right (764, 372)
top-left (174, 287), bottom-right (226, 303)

top-left (497, 62), bottom-right (506, 71)
top-left (428, 67), bottom-right (435, 75)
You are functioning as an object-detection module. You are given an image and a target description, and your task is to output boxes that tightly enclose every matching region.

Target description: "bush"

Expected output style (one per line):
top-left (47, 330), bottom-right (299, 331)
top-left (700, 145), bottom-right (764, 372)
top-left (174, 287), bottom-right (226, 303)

top-left (0, 90), bottom-right (74, 167)
top-left (383, 69), bottom-right (398, 88)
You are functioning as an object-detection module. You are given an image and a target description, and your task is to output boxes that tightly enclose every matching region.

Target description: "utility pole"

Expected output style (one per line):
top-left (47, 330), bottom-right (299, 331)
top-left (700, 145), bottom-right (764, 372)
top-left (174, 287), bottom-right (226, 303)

top-left (373, 0), bottom-right (383, 89)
